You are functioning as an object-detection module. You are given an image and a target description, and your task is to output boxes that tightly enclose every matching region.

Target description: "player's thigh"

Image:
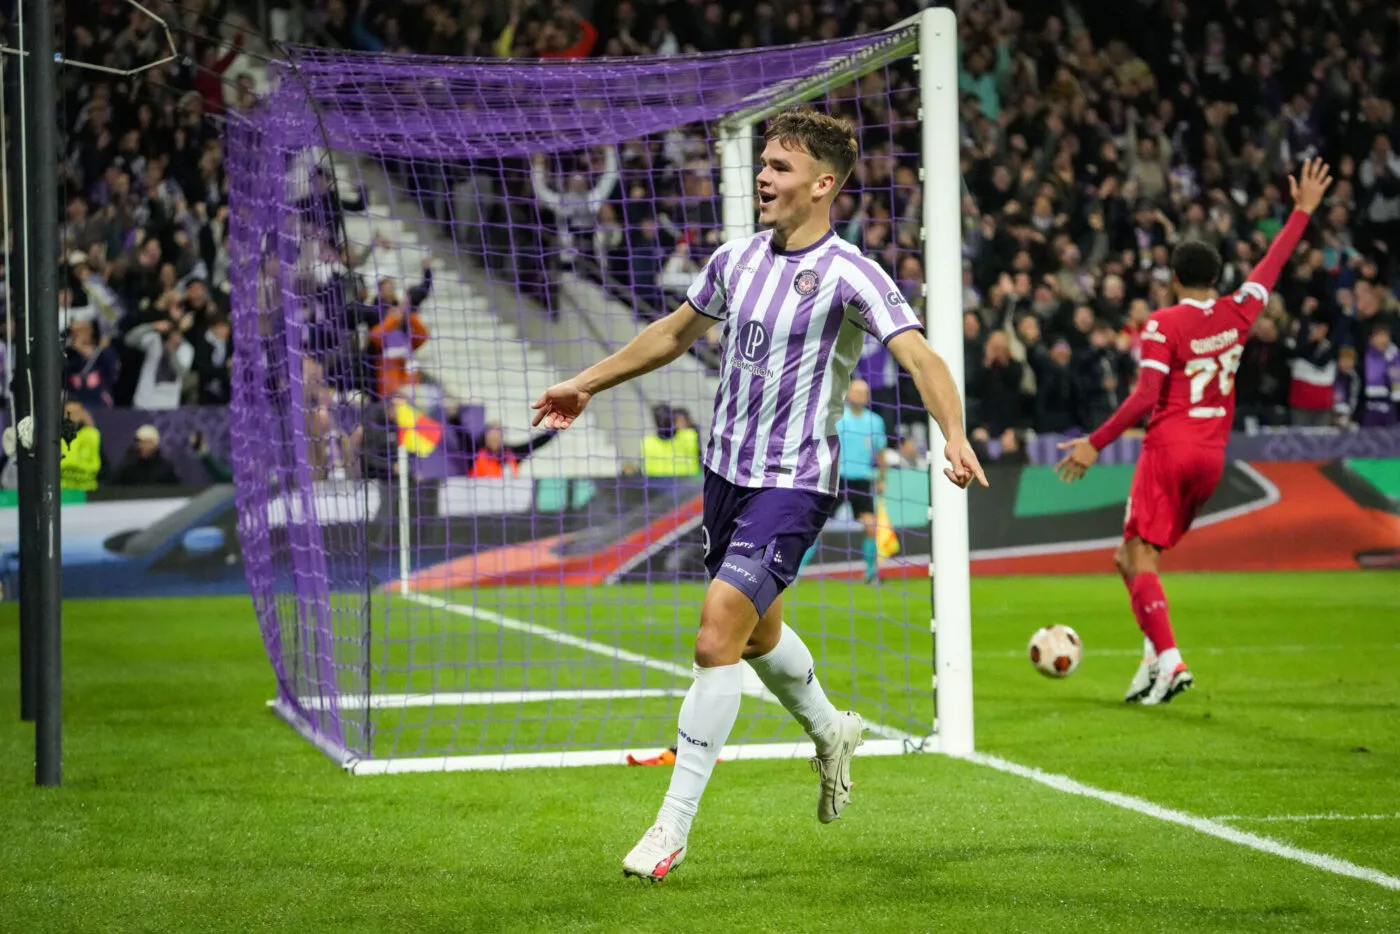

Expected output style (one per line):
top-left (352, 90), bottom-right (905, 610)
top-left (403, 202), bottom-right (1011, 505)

top-left (701, 470), bottom-right (743, 581)
top-left (1177, 453), bottom-right (1226, 535)
top-left (696, 577), bottom-right (762, 666)
top-left (1124, 452), bottom-right (1180, 549)
top-left (715, 486), bottom-right (834, 618)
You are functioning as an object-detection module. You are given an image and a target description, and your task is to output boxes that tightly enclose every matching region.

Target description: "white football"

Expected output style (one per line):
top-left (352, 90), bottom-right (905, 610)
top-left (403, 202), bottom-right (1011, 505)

top-left (1028, 625), bottom-right (1082, 678)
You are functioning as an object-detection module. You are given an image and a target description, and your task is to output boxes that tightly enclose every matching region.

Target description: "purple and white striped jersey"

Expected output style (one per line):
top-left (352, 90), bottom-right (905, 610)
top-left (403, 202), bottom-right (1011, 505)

top-left (686, 229), bottom-right (921, 495)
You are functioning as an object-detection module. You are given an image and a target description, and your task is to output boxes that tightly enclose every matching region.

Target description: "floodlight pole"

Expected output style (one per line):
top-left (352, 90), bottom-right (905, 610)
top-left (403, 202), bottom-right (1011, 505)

top-left (24, 0), bottom-right (63, 787)
top-left (6, 12), bottom-right (38, 725)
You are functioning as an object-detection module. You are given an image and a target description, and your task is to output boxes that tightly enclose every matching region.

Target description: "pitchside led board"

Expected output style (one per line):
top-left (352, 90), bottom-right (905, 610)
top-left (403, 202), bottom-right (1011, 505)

top-left (3, 454), bottom-right (1396, 600)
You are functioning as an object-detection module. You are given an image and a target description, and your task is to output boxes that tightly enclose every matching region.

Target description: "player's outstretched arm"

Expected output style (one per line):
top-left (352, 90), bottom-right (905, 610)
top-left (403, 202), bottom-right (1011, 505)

top-left (531, 302), bottom-right (714, 430)
top-left (886, 330), bottom-right (988, 489)
top-left (1242, 158), bottom-right (1331, 298)
top-left (1055, 365), bottom-right (1168, 482)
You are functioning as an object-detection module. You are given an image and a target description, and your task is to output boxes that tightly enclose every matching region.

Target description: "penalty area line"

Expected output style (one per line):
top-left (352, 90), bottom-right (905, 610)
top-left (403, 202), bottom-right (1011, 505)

top-left (963, 752), bottom-right (1400, 892)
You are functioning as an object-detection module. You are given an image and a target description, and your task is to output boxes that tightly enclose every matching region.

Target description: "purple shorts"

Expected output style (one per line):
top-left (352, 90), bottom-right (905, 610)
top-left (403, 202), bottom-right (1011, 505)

top-left (702, 469), bottom-right (837, 615)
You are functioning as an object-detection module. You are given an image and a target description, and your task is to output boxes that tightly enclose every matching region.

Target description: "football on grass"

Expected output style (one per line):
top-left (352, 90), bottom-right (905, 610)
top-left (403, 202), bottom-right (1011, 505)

top-left (1028, 625), bottom-right (1082, 678)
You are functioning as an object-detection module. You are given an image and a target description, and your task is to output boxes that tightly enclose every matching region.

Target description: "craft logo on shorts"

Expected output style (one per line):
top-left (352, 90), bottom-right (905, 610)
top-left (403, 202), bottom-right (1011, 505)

top-left (886, 289), bottom-right (906, 306)
top-left (794, 269), bottom-right (820, 296)
top-left (738, 320), bottom-right (770, 362)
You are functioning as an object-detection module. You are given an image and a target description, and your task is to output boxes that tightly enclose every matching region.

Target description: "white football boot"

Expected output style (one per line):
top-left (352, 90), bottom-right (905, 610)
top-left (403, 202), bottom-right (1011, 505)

top-left (811, 711), bottom-right (865, 824)
top-left (622, 823), bottom-right (687, 882)
top-left (1124, 657), bottom-right (1157, 702)
top-left (1139, 663), bottom-right (1194, 706)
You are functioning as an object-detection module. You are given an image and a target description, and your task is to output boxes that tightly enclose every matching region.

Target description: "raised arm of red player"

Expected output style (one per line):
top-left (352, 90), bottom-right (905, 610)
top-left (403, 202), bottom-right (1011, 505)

top-left (1235, 160), bottom-right (1330, 321)
top-left (1243, 208), bottom-right (1304, 303)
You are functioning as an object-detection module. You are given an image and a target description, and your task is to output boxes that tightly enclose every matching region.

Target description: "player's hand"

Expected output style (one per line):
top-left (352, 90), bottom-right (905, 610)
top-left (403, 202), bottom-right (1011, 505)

top-left (874, 477), bottom-right (886, 496)
top-left (531, 380), bottom-right (592, 430)
top-left (1054, 437), bottom-right (1099, 483)
top-left (944, 438), bottom-right (989, 490)
top-left (1289, 157), bottom-right (1333, 215)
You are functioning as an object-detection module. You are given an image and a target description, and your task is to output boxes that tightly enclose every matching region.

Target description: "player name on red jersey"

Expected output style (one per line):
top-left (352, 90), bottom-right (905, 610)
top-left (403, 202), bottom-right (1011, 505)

top-left (1189, 328), bottom-right (1240, 356)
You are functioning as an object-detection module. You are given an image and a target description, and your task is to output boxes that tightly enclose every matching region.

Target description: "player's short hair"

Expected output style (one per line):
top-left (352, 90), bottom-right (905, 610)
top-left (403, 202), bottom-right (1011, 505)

top-left (1170, 240), bottom-right (1223, 290)
top-left (764, 109), bottom-right (859, 191)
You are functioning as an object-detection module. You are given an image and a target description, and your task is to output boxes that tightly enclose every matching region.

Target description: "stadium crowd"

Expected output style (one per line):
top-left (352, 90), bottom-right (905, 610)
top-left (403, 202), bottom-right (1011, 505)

top-left (7, 0), bottom-right (1400, 490)
top-left (326, 0), bottom-right (1400, 454)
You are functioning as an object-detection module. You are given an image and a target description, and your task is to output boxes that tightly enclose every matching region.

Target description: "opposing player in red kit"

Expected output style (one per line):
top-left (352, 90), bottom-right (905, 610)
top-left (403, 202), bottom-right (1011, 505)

top-left (1055, 158), bottom-right (1332, 706)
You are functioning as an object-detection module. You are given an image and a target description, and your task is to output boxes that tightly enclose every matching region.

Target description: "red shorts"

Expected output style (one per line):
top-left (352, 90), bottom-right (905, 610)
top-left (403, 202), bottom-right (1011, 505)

top-left (1123, 446), bottom-right (1225, 550)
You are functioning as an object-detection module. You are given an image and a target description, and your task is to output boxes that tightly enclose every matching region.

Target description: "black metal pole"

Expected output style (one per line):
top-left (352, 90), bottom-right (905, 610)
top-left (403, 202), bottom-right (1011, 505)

top-left (24, 0), bottom-right (62, 787)
top-left (7, 19), bottom-right (37, 723)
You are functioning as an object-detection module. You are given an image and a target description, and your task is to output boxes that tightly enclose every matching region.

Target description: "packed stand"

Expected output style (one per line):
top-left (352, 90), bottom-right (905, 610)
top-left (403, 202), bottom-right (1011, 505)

top-left (314, 0), bottom-right (1400, 468)
top-left (955, 0), bottom-right (1400, 455)
top-left (20, 1), bottom-right (1400, 492)
top-left (0, 1), bottom-right (267, 488)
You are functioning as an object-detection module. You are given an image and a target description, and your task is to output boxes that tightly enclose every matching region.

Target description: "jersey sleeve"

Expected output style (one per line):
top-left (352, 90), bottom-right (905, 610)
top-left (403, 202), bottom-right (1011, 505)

top-left (1136, 314), bottom-right (1177, 376)
top-left (842, 256), bottom-right (922, 345)
top-left (685, 243), bottom-right (733, 320)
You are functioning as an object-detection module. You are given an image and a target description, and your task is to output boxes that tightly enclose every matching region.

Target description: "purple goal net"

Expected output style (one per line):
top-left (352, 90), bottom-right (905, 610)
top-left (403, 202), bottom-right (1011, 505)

top-left (228, 24), bottom-right (944, 772)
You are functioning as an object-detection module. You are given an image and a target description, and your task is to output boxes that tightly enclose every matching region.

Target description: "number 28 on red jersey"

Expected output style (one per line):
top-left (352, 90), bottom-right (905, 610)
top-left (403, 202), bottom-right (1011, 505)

top-left (1137, 288), bottom-right (1265, 450)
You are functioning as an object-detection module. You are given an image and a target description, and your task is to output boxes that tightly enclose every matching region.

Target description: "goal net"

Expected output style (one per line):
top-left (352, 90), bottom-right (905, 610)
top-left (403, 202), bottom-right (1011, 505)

top-left (228, 9), bottom-right (970, 773)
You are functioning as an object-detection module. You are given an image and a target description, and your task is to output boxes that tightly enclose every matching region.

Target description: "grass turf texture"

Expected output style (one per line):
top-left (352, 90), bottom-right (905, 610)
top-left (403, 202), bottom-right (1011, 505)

top-left (1, 572), bottom-right (1397, 932)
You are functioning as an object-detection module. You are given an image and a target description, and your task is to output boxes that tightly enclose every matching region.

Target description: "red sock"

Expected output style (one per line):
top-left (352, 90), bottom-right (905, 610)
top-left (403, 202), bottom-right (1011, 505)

top-left (1128, 573), bottom-right (1176, 654)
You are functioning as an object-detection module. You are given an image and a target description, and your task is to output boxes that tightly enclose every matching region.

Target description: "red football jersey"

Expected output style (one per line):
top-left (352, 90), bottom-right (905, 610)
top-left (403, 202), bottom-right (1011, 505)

top-left (1136, 285), bottom-right (1268, 451)
top-left (1087, 210), bottom-right (1312, 455)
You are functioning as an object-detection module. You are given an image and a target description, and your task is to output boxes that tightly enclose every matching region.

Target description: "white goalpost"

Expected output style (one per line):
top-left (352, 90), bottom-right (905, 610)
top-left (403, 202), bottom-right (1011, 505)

top-left (245, 8), bottom-right (972, 773)
top-left (716, 7), bottom-right (973, 758)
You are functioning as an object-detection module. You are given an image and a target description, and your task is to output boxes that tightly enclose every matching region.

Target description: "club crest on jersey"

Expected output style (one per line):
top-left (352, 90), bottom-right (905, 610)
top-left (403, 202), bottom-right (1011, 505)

top-left (794, 269), bottom-right (820, 296)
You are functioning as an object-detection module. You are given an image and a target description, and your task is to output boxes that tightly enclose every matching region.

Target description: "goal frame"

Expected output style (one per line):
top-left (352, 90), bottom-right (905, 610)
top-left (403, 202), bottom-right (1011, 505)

top-left (266, 6), bottom-right (971, 773)
top-left (718, 6), bottom-right (972, 758)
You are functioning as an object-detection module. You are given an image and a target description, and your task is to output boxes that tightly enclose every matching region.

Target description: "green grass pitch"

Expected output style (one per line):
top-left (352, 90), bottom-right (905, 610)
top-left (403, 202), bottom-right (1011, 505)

top-left (2, 571), bottom-right (1398, 932)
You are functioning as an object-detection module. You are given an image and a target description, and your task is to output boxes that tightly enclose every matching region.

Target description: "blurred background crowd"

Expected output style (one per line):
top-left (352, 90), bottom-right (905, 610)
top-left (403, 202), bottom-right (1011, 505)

top-left (5, 0), bottom-right (1400, 489)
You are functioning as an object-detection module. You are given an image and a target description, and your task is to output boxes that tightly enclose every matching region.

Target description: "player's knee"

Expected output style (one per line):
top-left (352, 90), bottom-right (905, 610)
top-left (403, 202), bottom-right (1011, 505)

top-left (1114, 545), bottom-right (1133, 579)
top-left (695, 587), bottom-right (752, 667)
top-left (741, 606), bottom-right (783, 659)
top-left (693, 626), bottom-right (736, 668)
top-left (1119, 539), bottom-right (1158, 578)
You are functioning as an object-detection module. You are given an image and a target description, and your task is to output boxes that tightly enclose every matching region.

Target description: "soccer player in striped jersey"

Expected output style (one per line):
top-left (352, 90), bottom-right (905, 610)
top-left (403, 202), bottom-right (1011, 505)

top-left (1055, 158), bottom-right (1332, 707)
top-left (533, 109), bottom-right (986, 881)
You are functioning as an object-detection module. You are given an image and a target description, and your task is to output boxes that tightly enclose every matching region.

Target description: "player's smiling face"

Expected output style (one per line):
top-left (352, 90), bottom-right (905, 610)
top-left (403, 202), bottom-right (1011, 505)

top-left (755, 139), bottom-right (831, 231)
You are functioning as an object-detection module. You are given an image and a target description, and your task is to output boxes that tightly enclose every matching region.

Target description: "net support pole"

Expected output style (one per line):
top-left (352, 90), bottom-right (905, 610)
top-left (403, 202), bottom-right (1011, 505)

top-left (5, 19), bottom-right (38, 724)
top-left (397, 444), bottom-right (410, 596)
top-left (919, 6), bottom-right (974, 756)
top-left (24, 0), bottom-right (62, 785)
top-left (717, 121), bottom-right (755, 243)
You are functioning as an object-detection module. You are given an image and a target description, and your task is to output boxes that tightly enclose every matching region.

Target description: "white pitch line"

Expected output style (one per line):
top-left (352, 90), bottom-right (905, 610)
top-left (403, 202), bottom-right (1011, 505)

top-left (974, 643), bottom-right (1400, 660)
top-left (291, 688), bottom-right (689, 711)
top-left (1215, 813), bottom-right (1400, 824)
top-left (965, 753), bottom-right (1400, 891)
top-left (401, 591), bottom-right (919, 743)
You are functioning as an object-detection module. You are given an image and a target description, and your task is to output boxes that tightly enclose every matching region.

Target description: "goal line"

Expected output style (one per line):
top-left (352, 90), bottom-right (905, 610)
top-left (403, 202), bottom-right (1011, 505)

top-left (269, 590), bottom-right (935, 774)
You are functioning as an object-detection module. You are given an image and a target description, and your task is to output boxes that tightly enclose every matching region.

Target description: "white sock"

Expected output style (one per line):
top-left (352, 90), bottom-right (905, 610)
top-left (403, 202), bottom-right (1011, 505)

top-left (1157, 647), bottom-right (1183, 672)
top-left (1143, 636), bottom-right (1157, 662)
top-left (746, 623), bottom-right (840, 755)
top-left (658, 663), bottom-right (742, 839)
